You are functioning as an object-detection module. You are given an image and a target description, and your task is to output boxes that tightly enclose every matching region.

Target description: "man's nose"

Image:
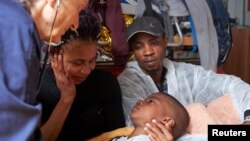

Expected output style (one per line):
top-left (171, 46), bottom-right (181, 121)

top-left (143, 46), bottom-right (154, 56)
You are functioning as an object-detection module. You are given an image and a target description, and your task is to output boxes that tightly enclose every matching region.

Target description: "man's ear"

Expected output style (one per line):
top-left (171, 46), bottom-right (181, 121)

top-left (163, 36), bottom-right (168, 48)
top-left (162, 117), bottom-right (175, 127)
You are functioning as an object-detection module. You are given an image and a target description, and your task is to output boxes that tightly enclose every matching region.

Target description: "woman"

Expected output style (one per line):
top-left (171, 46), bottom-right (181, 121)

top-left (37, 10), bottom-right (125, 141)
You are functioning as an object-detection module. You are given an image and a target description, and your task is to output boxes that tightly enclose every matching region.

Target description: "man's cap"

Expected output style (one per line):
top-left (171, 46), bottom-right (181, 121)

top-left (126, 16), bottom-right (164, 42)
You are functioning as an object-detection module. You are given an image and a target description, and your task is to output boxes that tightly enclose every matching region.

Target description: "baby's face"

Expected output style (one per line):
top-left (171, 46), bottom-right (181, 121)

top-left (130, 93), bottom-right (168, 126)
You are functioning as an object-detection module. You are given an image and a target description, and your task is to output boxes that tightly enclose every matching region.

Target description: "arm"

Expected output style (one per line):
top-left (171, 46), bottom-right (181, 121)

top-left (40, 94), bottom-right (74, 141)
top-left (118, 71), bottom-right (156, 126)
top-left (0, 3), bottom-right (42, 140)
top-left (174, 62), bottom-right (250, 119)
top-left (40, 53), bottom-right (76, 141)
top-left (118, 62), bottom-right (160, 126)
top-left (194, 66), bottom-right (250, 121)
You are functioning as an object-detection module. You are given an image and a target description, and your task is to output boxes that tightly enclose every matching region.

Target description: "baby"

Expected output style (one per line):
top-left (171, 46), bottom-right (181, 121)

top-left (115, 92), bottom-right (190, 141)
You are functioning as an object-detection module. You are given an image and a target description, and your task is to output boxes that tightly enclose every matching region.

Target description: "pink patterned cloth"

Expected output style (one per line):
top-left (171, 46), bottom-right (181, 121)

top-left (185, 95), bottom-right (241, 134)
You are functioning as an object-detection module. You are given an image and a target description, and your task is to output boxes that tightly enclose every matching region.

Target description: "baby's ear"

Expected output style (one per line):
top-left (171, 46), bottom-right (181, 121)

top-left (162, 118), bottom-right (175, 127)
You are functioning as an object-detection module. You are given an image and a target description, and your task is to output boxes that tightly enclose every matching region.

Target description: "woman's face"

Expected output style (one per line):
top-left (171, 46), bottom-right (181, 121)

top-left (62, 39), bottom-right (97, 84)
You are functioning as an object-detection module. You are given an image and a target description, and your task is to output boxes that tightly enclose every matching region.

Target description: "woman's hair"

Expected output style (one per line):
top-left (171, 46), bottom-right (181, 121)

top-left (61, 10), bottom-right (101, 45)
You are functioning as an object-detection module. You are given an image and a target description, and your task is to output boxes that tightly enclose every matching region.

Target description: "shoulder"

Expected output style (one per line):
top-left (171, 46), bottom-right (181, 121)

top-left (39, 67), bottom-right (57, 89)
top-left (118, 61), bottom-right (143, 79)
top-left (0, 0), bottom-right (41, 48)
top-left (0, 0), bottom-right (34, 27)
top-left (42, 67), bottom-right (55, 79)
top-left (165, 59), bottom-right (207, 76)
top-left (166, 59), bottom-right (198, 71)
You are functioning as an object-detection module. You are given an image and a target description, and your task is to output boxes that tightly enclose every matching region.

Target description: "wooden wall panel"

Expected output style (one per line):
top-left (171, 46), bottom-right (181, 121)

top-left (223, 28), bottom-right (250, 83)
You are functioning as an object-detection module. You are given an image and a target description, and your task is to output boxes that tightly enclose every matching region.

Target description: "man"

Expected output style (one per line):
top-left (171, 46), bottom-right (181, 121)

top-left (117, 16), bottom-right (250, 139)
top-left (0, 0), bottom-right (89, 140)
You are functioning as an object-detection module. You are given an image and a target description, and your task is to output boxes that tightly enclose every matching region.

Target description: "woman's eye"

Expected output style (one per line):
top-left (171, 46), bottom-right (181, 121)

top-left (73, 61), bottom-right (83, 65)
top-left (90, 58), bottom-right (96, 63)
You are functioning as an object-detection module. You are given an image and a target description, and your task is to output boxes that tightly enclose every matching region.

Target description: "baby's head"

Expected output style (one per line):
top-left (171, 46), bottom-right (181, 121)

top-left (130, 92), bottom-right (189, 139)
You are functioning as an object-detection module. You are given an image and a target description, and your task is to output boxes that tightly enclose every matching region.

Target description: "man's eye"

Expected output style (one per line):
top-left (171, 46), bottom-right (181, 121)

top-left (133, 44), bottom-right (143, 50)
top-left (151, 40), bottom-right (161, 46)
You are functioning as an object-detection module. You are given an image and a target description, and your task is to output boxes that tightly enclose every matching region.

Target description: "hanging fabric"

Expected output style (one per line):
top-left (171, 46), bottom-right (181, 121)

top-left (183, 0), bottom-right (219, 71)
top-left (205, 0), bottom-right (232, 67)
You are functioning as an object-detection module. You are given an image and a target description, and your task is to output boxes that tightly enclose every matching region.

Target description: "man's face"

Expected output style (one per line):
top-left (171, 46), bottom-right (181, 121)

top-left (129, 32), bottom-right (166, 74)
top-left (42, 0), bottom-right (89, 43)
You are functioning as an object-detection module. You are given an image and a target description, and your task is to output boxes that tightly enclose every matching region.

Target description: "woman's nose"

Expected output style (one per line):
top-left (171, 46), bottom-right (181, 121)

top-left (80, 65), bottom-right (92, 75)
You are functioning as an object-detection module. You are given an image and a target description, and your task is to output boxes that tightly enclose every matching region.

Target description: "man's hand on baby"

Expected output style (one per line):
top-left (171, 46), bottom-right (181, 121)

top-left (242, 121), bottom-right (250, 125)
top-left (144, 119), bottom-right (174, 141)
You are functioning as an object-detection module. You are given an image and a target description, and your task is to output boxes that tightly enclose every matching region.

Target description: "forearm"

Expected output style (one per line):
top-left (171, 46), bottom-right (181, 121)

top-left (40, 93), bottom-right (75, 141)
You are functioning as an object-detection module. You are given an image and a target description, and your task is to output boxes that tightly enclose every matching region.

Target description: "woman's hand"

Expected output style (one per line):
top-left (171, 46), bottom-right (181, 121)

top-left (41, 51), bottom-right (76, 141)
top-left (144, 119), bottom-right (174, 141)
top-left (51, 51), bottom-right (76, 100)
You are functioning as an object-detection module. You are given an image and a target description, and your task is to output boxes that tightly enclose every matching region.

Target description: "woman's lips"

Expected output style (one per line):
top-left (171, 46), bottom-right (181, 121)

top-left (74, 77), bottom-right (86, 83)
